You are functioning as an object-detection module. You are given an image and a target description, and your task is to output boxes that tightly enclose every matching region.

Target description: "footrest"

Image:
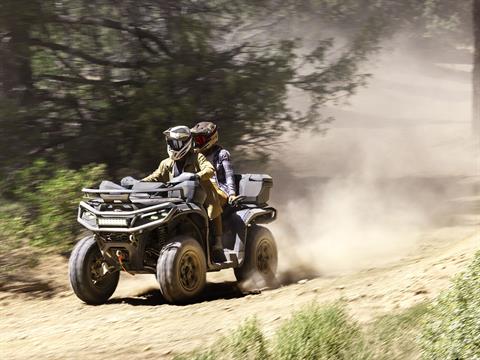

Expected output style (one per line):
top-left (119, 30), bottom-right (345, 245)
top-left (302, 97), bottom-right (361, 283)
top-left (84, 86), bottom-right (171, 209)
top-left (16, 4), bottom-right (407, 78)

top-left (211, 260), bottom-right (234, 270)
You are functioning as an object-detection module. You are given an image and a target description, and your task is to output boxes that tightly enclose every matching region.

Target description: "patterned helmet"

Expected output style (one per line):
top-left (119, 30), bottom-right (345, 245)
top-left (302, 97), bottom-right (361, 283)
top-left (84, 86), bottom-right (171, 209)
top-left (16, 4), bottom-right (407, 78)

top-left (163, 126), bottom-right (192, 160)
top-left (191, 121), bottom-right (218, 153)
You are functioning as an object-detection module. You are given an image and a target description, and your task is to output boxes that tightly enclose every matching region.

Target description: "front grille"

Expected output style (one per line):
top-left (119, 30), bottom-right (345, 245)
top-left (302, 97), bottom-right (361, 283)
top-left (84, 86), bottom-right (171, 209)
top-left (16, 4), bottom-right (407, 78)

top-left (102, 233), bottom-right (130, 243)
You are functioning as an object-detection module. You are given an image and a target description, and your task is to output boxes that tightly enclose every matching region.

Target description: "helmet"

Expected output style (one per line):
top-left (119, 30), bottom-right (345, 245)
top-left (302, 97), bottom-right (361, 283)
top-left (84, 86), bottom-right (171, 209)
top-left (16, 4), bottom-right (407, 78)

top-left (191, 121), bottom-right (218, 153)
top-left (163, 126), bottom-right (192, 160)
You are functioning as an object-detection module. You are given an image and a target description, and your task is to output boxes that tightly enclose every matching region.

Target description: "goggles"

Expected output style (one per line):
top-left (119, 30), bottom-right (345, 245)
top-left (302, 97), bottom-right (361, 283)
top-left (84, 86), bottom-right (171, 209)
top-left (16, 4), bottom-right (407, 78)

top-left (194, 135), bottom-right (208, 147)
top-left (167, 139), bottom-right (187, 151)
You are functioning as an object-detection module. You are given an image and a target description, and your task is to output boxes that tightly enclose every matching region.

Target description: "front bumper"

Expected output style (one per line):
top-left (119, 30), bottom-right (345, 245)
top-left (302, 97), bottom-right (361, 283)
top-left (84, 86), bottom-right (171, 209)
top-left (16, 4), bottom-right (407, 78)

top-left (77, 201), bottom-right (177, 233)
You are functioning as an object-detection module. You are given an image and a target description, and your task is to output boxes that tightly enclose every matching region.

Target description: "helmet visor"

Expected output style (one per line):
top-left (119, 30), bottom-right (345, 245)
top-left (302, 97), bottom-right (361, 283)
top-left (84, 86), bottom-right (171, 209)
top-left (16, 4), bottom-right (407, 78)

top-left (167, 139), bottom-right (187, 151)
top-left (194, 135), bottom-right (208, 148)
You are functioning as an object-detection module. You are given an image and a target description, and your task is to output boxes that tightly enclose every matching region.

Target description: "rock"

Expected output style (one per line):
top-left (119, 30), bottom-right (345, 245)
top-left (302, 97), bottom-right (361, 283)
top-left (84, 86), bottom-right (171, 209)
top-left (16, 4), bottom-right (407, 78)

top-left (297, 279), bottom-right (308, 284)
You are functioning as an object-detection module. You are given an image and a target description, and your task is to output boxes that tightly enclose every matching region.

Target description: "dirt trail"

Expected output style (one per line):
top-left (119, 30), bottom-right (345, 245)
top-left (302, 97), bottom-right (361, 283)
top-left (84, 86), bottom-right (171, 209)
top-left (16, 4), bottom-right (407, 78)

top-left (0, 223), bottom-right (478, 360)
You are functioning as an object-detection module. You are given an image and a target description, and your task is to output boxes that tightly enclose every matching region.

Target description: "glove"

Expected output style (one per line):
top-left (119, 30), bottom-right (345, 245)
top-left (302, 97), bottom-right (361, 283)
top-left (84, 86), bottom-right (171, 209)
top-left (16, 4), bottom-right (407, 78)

top-left (191, 173), bottom-right (200, 181)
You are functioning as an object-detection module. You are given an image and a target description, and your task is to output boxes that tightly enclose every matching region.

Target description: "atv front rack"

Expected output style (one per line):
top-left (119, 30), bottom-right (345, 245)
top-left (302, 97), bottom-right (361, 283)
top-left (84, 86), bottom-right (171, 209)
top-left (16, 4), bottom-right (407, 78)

top-left (78, 200), bottom-right (178, 233)
top-left (82, 187), bottom-right (185, 202)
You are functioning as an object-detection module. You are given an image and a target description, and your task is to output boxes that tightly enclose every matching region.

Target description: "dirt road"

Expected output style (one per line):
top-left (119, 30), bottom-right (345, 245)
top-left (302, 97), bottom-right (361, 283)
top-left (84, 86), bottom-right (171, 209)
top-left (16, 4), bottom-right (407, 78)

top-left (0, 223), bottom-right (478, 360)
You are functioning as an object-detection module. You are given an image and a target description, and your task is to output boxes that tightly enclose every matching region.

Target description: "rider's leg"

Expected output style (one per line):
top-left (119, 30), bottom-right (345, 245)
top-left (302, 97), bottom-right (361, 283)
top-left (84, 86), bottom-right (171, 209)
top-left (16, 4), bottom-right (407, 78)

top-left (212, 215), bottom-right (223, 251)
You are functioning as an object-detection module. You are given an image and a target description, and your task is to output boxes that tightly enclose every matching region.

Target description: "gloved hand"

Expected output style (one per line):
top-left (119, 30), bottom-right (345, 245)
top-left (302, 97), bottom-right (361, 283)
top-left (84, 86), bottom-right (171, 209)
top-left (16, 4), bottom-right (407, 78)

top-left (190, 173), bottom-right (200, 181)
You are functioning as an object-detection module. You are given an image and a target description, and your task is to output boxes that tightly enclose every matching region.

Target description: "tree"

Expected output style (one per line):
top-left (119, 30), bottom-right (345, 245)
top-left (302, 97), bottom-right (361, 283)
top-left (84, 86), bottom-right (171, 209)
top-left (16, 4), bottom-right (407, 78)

top-left (0, 0), bottom-right (376, 175)
top-left (288, 0), bottom-right (477, 138)
top-left (474, 0), bottom-right (480, 139)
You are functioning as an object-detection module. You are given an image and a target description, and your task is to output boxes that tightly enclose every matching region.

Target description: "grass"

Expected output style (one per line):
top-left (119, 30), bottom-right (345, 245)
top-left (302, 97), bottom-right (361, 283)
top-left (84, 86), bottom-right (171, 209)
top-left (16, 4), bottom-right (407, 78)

top-left (174, 318), bottom-right (268, 360)
top-left (177, 303), bottom-right (371, 360)
top-left (420, 250), bottom-right (480, 359)
top-left (367, 302), bottom-right (431, 360)
top-left (175, 302), bottom-right (433, 360)
top-left (177, 252), bottom-right (480, 360)
top-left (273, 303), bottom-right (370, 360)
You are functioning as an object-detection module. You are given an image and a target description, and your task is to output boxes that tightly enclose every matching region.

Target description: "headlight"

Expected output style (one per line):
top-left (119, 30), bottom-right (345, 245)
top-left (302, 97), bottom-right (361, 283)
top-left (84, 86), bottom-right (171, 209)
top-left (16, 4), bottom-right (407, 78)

top-left (97, 218), bottom-right (128, 227)
top-left (82, 211), bottom-right (96, 221)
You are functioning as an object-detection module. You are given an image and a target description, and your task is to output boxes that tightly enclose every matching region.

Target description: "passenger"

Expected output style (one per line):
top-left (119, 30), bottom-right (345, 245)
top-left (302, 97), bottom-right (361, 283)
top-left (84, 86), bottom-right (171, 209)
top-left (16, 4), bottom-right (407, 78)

top-left (142, 125), bottom-right (225, 261)
top-left (191, 122), bottom-right (237, 207)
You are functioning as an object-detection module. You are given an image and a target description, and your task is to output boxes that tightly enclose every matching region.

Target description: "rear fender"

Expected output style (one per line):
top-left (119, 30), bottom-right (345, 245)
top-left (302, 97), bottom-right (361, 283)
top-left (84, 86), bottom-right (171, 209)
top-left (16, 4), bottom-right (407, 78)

top-left (223, 207), bottom-right (276, 266)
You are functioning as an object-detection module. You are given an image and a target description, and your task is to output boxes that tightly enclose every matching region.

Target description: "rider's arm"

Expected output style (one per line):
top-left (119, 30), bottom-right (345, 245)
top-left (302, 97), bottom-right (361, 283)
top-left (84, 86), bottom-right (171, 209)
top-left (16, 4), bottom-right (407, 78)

top-left (141, 159), bottom-right (170, 182)
top-left (196, 153), bottom-right (215, 181)
top-left (220, 150), bottom-right (236, 196)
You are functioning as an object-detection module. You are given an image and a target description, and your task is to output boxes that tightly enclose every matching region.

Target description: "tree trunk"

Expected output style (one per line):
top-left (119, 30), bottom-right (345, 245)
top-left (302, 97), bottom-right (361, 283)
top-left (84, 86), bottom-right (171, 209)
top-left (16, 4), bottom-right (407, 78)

top-left (0, 2), bottom-right (33, 104)
top-left (473, 0), bottom-right (480, 140)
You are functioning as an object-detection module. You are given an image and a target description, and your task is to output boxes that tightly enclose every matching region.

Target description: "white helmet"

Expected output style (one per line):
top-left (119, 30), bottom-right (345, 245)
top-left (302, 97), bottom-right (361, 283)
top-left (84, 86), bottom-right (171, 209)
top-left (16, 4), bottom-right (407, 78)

top-left (163, 126), bottom-right (192, 160)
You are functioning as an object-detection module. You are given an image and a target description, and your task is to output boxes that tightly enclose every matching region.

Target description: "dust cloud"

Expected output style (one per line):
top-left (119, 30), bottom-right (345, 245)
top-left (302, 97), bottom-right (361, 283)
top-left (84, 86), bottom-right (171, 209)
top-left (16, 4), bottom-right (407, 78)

top-left (269, 37), bottom-right (478, 281)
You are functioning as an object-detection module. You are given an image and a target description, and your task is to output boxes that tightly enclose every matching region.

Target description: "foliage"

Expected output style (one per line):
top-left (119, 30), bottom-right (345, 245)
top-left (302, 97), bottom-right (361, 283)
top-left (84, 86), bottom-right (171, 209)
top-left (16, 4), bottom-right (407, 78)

top-left (175, 318), bottom-right (269, 360)
top-left (177, 303), bottom-right (370, 360)
top-left (273, 303), bottom-right (370, 360)
top-left (0, 160), bottom-right (106, 250)
top-left (0, 0), bottom-right (379, 175)
top-left (367, 302), bottom-right (431, 360)
top-left (0, 202), bottom-right (38, 279)
top-left (421, 251), bottom-right (480, 360)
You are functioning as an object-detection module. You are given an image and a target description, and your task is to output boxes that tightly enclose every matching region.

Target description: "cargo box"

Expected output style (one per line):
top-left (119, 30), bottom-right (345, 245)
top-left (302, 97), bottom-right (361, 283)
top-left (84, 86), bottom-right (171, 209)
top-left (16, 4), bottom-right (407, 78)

top-left (236, 174), bottom-right (273, 206)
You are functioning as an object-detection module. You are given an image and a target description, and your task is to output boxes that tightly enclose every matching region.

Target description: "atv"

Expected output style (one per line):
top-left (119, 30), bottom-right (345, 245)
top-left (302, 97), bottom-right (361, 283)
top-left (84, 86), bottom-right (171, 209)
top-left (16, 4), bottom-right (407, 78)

top-left (69, 172), bottom-right (278, 305)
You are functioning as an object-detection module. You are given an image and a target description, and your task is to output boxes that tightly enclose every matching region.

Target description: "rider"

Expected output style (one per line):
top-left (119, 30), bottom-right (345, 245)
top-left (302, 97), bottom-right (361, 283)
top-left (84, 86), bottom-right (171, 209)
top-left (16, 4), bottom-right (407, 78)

top-left (190, 121), bottom-right (237, 206)
top-left (142, 126), bottom-right (225, 261)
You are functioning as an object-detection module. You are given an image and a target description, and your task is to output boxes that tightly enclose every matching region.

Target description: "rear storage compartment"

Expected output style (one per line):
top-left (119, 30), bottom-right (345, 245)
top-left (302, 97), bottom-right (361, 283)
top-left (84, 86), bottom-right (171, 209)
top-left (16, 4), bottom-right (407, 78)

top-left (237, 174), bottom-right (273, 206)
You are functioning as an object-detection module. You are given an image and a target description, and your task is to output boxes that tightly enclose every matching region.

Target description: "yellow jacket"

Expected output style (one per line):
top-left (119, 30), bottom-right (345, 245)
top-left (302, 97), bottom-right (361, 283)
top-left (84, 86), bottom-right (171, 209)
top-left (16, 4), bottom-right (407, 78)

top-left (142, 152), bottom-right (222, 219)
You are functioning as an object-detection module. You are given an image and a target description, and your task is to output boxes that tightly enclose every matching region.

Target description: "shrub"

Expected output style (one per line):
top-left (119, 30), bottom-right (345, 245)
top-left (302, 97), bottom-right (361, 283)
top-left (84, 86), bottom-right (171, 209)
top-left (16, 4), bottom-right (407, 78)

top-left (0, 160), bottom-right (106, 250)
top-left (177, 304), bottom-right (370, 360)
top-left (272, 303), bottom-right (370, 360)
top-left (176, 318), bottom-right (269, 360)
top-left (421, 251), bottom-right (480, 360)
top-left (29, 164), bottom-right (106, 248)
top-left (367, 302), bottom-right (430, 360)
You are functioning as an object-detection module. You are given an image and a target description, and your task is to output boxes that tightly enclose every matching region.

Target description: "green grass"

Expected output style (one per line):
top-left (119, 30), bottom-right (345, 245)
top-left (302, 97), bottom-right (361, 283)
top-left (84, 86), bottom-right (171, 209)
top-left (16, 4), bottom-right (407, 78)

top-left (175, 301), bottom-right (438, 360)
top-left (177, 250), bottom-right (480, 360)
top-left (367, 302), bottom-right (431, 360)
top-left (420, 250), bottom-right (480, 360)
top-left (273, 303), bottom-right (370, 360)
top-left (177, 303), bottom-right (371, 360)
top-left (175, 318), bottom-right (268, 360)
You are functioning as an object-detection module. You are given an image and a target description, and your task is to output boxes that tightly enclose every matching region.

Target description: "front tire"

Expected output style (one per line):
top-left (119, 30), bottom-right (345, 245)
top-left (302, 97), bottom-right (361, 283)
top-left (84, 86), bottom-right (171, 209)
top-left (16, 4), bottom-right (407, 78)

top-left (157, 236), bottom-right (206, 304)
top-left (69, 236), bottom-right (119, 305)
top-left (234, 225), bottom-right (278, 288)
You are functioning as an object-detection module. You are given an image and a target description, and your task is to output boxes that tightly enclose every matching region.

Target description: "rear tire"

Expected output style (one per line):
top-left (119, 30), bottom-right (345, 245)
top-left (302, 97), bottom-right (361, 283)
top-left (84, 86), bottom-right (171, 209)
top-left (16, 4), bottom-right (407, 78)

top-left (69, 236), bottom-right (119, 305)
top-left (234, 225), bottom-right (278, 288)
top-left (157, 236), bottom-right (206, 304)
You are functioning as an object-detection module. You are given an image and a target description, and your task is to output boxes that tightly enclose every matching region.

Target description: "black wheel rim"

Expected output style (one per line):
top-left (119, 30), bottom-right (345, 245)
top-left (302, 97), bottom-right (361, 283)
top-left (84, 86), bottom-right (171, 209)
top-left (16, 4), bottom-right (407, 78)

top-left (256, 238), bottom-right (274, 274)
top-left (179, 250), bottom-right (201, 292)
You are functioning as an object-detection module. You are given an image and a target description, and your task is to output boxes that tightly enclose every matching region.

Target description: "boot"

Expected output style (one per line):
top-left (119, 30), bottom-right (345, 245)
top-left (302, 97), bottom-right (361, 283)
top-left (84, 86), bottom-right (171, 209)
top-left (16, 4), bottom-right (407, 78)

top-left (212, 236), bottom-right (226, 263)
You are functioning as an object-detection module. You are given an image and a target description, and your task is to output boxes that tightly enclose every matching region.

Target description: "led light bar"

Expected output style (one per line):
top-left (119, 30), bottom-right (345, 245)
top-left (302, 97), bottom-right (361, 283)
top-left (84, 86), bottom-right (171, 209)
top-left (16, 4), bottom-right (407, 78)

top-left (97, 218), bottom-right (128, 227)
